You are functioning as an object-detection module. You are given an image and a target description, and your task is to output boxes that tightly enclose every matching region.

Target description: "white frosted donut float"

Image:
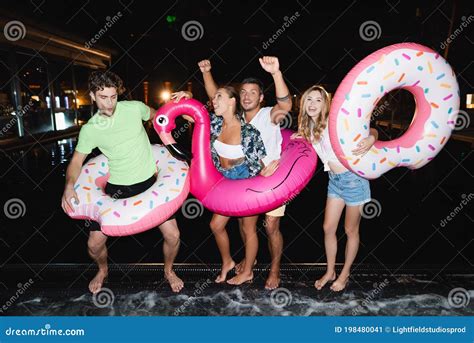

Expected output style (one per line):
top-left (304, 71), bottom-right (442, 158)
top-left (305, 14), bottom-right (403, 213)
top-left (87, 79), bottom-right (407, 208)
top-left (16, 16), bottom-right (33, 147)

top-left (329, 43), bottom-right (460, 179)
top-left (67, 145), bottom-right (190, 236)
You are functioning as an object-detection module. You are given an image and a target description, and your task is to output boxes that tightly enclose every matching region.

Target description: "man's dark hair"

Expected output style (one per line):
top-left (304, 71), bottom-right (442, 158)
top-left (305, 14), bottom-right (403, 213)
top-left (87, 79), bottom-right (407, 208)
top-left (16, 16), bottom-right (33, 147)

top-left (88, 70), bottom-right (125, 95)
top-left (240, 77), bottom-right (264, 94)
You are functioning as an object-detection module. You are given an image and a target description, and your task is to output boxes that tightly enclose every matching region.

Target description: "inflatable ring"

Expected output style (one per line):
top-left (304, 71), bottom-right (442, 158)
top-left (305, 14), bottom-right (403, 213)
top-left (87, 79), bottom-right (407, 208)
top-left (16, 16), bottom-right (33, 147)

top-left (329, 42), bottom-right (460, 179)
top-left (67, 145), bottom-right (190, 236)
top-left (154, 99), bottom-right (317, 216)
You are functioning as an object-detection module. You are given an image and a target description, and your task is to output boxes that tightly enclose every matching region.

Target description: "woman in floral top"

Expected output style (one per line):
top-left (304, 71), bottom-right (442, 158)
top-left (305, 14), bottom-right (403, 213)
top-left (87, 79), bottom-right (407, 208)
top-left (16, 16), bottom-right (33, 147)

top-left (209, 86), bottom-right (266, 178)
top-left (174, 86), bottom-right (266, 285)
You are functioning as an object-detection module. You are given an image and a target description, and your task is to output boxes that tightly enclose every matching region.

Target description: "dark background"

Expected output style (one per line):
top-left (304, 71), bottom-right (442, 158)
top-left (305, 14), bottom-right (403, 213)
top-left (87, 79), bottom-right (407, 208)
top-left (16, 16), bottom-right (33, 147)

top-left (1, 0), bottom-right (473, 100)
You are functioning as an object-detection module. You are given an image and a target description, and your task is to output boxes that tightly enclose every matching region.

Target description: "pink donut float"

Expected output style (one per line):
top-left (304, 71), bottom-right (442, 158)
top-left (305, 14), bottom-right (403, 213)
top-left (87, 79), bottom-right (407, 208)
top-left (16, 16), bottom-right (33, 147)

top-left (67, 145), bottom-right (190, 236)
top-left (154, 99), bottom-right (317, 217)
top-left (329, 43), bottom-right (460, 179)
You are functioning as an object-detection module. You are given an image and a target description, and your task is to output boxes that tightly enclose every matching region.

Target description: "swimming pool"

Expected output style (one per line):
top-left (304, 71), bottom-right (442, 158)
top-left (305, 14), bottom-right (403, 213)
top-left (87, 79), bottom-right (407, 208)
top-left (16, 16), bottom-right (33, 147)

top-left (1, 264), bottom-right (472, 316)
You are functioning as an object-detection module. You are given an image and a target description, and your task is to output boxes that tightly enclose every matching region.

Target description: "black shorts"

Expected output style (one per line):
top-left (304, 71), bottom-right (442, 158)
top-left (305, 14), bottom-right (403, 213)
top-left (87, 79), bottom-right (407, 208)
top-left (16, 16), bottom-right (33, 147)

top-left (88, 175), bottom-right (176, 231)
top-left (105, 174), bottom-right (157, 199)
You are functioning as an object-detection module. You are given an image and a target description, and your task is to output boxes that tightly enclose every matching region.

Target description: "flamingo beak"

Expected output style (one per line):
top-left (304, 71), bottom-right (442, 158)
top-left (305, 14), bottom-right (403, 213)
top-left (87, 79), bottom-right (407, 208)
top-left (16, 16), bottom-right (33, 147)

top-left (154, 109), bottom-right (193, 163)
top-left (167, 143), bottom-right (192, 163)
top-left (156, 130), bottom-right (192, 163)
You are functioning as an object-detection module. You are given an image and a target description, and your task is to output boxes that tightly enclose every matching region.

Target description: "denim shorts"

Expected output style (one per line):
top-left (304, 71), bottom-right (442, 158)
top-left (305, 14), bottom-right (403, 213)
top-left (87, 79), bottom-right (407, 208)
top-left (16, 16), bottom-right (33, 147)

top-left (327, 171), bottom-right (371, 206)
top-left (221, 162), bottom-right (250, 180)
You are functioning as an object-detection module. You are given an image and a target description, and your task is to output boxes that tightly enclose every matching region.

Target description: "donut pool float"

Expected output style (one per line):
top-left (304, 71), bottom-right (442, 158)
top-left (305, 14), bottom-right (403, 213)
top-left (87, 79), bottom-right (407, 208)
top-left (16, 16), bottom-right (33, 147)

top-left (329, 42), bottom-right (460, 179)
top-left (67, 145), bottom-right (190, 236)
top-left (154, 99), bottom-right (317, 216)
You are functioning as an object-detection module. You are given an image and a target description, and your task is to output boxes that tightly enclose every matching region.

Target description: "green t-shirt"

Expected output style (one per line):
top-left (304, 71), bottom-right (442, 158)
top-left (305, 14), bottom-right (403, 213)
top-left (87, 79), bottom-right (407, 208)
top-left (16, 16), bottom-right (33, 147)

top-left (75, 100), bottom-right (156, 186)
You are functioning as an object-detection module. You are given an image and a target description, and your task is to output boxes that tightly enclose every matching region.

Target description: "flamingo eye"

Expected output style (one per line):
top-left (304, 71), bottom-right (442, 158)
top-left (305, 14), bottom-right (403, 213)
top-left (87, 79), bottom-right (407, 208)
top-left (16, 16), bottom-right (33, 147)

top-left (156, 115), bottom-right (169, 127)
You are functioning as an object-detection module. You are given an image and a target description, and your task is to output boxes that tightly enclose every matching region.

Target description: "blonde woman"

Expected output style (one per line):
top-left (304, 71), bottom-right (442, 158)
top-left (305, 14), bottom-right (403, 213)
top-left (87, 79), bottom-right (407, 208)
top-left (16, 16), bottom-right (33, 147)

top-left (293, 85), bottom-right (378, 291)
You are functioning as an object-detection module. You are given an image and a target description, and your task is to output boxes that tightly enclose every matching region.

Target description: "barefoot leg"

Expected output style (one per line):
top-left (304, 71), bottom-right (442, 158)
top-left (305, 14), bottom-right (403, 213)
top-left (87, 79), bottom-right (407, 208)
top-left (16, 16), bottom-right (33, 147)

top-left (264, 215), bottom-right (283, 290)
top-left (88, 230), bottom-right (108, 294)
top-left (227, 215), bottom-right (257, 285)
top-left (159, 219), bottom-right (184, 293)
top-left (315, 197), bottom-right (345, 290)
top-left (235, 217), bottom-right (245, 274)
top-left (331, 204), bottom-right (361, 292)
top-left (210, 214), bottom-right (235, 283)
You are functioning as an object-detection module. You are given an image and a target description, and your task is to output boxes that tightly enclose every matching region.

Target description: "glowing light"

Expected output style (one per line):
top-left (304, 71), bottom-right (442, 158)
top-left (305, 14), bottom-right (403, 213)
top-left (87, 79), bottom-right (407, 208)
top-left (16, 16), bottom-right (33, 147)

top-left (55, 112), bottom-right (66, 130)
top-left (160, 90), bottom-right (171, 101)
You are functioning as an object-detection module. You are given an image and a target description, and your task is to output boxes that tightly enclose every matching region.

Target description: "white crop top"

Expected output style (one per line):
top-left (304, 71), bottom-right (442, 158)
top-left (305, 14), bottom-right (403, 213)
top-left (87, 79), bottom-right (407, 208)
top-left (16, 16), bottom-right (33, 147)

top-left (311, 126), bottom-right (345, 172)
top-left (213, 140), bottom-right (245, 159)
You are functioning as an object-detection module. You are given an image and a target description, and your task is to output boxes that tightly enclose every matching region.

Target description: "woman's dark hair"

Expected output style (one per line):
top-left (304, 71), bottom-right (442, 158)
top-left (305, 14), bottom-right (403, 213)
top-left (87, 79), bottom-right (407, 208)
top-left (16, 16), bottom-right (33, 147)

top-left (220, 85), bottom-right (244, 119)
top-left (88, 70), bottom-right (125, 95)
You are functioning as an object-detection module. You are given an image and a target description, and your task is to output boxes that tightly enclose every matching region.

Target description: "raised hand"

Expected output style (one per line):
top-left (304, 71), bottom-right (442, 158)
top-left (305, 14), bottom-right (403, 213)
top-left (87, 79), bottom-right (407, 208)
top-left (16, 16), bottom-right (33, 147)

top-left (170, 91), bottom-right (192, 103)
top-left (198, 59), bottom-right (212, 73)
top-left (259, 56), bottom-right (280, 75)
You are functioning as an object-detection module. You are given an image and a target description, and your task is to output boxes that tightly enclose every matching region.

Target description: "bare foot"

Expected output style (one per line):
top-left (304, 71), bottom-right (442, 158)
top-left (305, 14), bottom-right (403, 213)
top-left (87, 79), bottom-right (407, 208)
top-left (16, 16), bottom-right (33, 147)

top-left (165, 270), bottom-right (184, 293)
top-left (330, 273), bottom-right (350, 292)
top-left (89, 269), bottom-right (108, 294)
top-left (314, 271), bottom-right (336, 291)
top-left (235, 260), bottom-right (244, 274)
top-left (227, 271), bottom-right (253, 285)
top-left (265, 271), bottom-right (280, 290)
top-left (215, 260), bottom-right (236, 283)
top-left (235, 259), bottom-right (257, 274)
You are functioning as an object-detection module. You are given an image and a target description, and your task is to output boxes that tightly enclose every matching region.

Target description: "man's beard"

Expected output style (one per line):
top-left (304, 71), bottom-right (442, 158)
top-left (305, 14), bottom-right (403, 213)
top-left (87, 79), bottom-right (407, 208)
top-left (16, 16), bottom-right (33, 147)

top-left (242, 103), bottom-right (257, 112)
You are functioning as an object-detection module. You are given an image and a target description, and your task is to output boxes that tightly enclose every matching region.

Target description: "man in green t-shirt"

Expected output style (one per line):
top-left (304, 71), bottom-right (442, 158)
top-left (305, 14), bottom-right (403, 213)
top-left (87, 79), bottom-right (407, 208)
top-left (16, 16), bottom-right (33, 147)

top-left (61, 71), bottom-right (184, 293)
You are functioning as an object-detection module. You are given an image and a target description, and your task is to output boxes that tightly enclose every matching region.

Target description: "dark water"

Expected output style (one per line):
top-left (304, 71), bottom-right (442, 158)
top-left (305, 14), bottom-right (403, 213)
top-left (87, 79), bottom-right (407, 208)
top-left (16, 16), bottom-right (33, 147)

top-left (0, 129), bottom-right (472, 266)
top-left (1, 265), bottom-right (473, 316)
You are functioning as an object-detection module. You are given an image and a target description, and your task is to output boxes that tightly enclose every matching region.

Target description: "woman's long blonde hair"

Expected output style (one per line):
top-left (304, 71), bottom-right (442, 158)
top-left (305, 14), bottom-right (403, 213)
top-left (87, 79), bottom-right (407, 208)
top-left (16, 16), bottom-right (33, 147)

top-left (297, 85), bottom-right (331, 143)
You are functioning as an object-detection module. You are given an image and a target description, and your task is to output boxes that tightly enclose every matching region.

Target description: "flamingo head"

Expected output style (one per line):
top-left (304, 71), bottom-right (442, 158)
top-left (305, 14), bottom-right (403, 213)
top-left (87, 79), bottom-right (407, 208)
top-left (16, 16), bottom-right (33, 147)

top-left (153, 99), bottom-right (209, 162)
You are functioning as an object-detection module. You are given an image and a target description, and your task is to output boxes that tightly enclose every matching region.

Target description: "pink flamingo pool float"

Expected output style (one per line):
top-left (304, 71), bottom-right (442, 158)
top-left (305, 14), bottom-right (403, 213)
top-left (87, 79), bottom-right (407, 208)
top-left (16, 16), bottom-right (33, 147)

top-left (153, 99), bottom-right (317, 216)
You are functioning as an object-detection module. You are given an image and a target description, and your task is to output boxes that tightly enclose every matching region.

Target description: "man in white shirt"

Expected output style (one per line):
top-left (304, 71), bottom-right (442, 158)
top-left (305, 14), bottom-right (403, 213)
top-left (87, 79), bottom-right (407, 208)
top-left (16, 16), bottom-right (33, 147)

top-left (198, 56), bottom-right (292, 289)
